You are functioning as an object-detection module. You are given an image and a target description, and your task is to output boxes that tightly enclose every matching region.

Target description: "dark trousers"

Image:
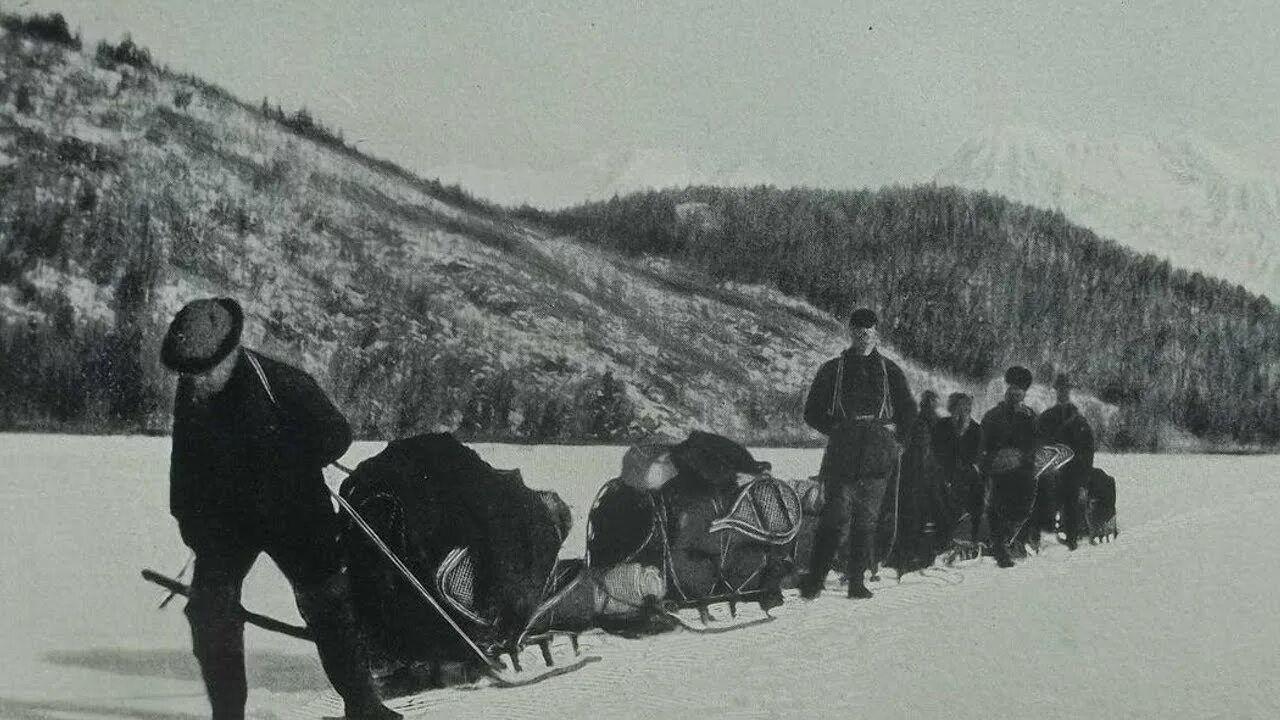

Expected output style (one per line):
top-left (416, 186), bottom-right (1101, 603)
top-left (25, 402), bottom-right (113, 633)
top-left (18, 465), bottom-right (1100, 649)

top-left (184, 516), bottom-right (381, 720)
top-left (952, 466), bottom-right (986, 543)
top-left (1058, 462), bottom-right (1087, 543)
top-left (808, 422), bottom-right (898, 590)
top-left (988, 466), bottom-right (1035, 561)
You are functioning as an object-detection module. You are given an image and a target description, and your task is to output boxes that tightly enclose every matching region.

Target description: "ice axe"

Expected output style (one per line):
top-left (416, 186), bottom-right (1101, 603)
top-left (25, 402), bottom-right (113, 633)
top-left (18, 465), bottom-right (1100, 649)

top-left (327, 461), bottom-right (501, 672)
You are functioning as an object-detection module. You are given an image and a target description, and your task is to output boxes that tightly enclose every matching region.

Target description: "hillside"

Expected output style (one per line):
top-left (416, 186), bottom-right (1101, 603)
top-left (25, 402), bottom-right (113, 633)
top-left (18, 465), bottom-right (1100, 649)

top-left (0, 18), bottom-right (1004, 445)
top-left (527, 183), bottom-right (1280, 451)
top-left (935, 123), bottom-right (1280, 301)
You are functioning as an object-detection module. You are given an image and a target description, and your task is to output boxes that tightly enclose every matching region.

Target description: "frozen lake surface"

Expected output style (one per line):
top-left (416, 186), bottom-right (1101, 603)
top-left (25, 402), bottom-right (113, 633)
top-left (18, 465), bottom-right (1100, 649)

top-left (1, 434), bottom-right (1278, 719)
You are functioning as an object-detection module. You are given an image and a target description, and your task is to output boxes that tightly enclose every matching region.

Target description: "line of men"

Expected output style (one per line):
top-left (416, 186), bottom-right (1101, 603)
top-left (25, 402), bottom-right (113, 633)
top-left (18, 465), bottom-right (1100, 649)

top-left (798, 307), bottom-right (1096, 600)
top-left (158, 296), bottom-right (1094, 717)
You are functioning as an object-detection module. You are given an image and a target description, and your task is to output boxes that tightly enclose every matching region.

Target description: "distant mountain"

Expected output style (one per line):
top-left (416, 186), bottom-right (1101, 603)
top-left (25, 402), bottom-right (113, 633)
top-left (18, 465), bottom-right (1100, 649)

top-left (934, 124), bottom-right (1280, 300)
top-left (427, 148), bottom-right (775, 209)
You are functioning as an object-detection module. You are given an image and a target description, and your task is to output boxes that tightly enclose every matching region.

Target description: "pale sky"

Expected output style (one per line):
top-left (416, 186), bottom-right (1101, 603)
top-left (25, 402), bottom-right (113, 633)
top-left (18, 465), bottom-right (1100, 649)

top-left (18, 0), bottom-right (1280, 199)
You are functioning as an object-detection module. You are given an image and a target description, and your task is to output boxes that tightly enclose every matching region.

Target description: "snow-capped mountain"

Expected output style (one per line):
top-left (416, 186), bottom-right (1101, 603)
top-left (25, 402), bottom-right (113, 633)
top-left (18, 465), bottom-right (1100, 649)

top-left (934, 124), bottom-right (1280, 300)
top-left (427, 148), bottom-right (775, 209)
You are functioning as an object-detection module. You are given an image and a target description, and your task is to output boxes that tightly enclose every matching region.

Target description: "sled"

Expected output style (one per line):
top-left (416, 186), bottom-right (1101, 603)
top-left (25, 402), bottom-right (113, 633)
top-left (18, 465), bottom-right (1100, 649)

top-left (585, 434), bottom-right (801, 635)
top-left (139, 567), bottom-right (597, 693)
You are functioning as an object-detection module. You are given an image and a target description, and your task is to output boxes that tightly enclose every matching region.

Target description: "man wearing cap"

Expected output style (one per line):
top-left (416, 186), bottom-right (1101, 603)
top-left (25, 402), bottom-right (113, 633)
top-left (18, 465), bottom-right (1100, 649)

top-left (980, 366), bottom-right (1039, 568)
top-left (800, 308), bottom-right (916, 599)
top-left (932, 392), bottom-right (985, 544)
top-left (1036, 373), bottom-right (1096, 551)
top-left (162, 298), bottom-right (398, 720)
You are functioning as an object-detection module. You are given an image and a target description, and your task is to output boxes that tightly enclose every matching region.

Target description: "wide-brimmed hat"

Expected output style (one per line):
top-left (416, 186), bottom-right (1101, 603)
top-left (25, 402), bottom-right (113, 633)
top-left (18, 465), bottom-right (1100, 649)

top-left (160, 297), bottom-right (244, 374)
top-left (1004, 365), bottom-right (1033, 391)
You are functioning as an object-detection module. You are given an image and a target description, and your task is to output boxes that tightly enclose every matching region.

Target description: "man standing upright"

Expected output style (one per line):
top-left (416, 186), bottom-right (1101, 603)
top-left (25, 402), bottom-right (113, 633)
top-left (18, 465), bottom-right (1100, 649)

top-left (162, 298), bottom-right (398, 720)
top-left (1037, 373), bottom-right (1096, 551)
top-left (933, 392), bottom-right (984, 544)
top-left (800, 308), bottom-right (916, 599)
top-left (980, 366), bottom-right (1039, 568)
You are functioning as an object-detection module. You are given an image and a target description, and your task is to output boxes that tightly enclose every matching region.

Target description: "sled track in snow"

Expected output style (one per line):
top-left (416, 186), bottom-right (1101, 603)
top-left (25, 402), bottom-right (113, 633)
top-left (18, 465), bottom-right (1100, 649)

top-left (272, 483), bottom-right (1280, 719)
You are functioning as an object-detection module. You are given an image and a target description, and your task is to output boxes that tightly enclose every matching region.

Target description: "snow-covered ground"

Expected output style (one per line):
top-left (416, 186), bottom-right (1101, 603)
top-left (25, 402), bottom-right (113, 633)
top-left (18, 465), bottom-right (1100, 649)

top-left (1, 434), bottom-right (1278, 719)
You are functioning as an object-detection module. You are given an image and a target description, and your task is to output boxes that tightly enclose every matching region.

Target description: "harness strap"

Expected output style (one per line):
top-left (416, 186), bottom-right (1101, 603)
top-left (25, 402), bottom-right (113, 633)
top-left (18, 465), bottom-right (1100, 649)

top-left (829, 355), bottom-right (893, 422)
top-left (829, 355), bottom-right (846, 419)
top-left (878, 356), bottom-right (891, 420)
top-left (244, 351), bottom-right (280, 408)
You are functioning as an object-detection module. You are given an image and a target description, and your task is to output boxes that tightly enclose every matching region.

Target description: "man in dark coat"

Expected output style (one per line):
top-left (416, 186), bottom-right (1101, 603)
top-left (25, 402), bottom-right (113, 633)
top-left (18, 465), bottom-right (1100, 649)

top-left (799, 308), bottom-right (916, 599)
top-left (163, 298), bottom-right (397, 720)
top-left (1037, 373), bottom-right (1096, 550)
top-left (880, 390), bottom-right (951, 575)
top-left (933, 392), bottom-right (985, 543)
top-left (980, 366), bottom-right (1039, 568)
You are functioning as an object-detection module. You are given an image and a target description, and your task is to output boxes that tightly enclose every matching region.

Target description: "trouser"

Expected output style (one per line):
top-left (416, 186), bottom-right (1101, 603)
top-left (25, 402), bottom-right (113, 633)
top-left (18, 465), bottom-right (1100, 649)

top-left (949, 465), bottom-right (986, 543)
top-left (184, 516), bottom-right (382, 720)
top-left (808, 421), bottom-right (898, 589)
top-left (1058, 461), bottom-right (1088, 543)
top-left (988, 465), bottom-right (1034, 561)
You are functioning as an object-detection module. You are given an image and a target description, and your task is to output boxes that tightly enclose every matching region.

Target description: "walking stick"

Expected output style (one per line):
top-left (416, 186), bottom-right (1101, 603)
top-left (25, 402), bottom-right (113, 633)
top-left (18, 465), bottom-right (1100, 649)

top-left (328, 461), bottom-right (500, 671)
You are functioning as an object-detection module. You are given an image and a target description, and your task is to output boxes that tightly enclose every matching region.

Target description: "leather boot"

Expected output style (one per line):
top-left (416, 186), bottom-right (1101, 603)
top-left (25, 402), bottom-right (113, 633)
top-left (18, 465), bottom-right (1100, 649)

top-left (297, 575), bottom-right (401, 720)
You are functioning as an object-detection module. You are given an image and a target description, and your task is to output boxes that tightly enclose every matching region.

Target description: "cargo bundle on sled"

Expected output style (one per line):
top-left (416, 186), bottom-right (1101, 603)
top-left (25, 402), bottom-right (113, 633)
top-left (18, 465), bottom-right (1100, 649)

top-left (334, 433), bottom-right (597, 690)
top-left (1036, 463), bottom-right (1121, 546)
top-left (585, 431), bottom-right (803, 632)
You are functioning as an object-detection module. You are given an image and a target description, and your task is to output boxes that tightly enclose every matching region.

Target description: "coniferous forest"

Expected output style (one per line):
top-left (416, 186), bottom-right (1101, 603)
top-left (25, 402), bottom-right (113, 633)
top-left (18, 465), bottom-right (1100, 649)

top-left (521, 185), bottom-right (1280, 451)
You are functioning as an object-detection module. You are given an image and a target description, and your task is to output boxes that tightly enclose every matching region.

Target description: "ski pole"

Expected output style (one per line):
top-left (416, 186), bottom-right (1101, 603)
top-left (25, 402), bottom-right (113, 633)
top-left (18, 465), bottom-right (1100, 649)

top-left (328, 461), bottom-right (500, 671)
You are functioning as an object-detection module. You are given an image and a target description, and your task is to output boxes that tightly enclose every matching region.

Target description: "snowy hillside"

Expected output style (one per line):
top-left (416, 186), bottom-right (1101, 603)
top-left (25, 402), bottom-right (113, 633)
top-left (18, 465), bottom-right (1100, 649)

top-left (1, 26), bottom-right (1015, 443)
top-left (934, 123), bottom-right (1280, 300)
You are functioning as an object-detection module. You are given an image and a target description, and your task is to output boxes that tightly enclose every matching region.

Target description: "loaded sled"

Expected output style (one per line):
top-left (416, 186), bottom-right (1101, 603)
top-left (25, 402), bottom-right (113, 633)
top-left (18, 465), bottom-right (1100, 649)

top-left (142, 433), bottom-right (601, 696)
top-left (333, 433), bottom-right (596, 690)
top-left (584, 432), bottom-right (803, 631)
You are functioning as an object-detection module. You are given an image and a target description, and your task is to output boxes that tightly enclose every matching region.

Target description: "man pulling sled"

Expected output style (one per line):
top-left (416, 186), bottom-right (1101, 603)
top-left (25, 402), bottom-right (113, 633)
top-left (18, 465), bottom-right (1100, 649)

top-left (160, 298), bottom-right (400, 720)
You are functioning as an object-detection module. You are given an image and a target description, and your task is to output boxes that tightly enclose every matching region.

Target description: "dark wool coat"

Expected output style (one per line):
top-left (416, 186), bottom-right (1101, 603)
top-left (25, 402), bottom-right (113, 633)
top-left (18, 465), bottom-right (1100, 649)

top-left (932, 417), bottom-right (984, 474)
top-left (979, 401), bottom-right (1038, 475)
top-left (168, 349), bottom-right (351, 550)
top-left (1037, 403), bottom-right (1096, 470)
top-left (803, 348), bottom-right (917, 442)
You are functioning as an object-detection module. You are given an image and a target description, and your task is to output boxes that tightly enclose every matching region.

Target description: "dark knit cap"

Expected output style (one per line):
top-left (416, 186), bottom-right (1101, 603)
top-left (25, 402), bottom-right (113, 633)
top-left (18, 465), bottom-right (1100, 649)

top-left (848, 308), bottom-right (878, 329)
top-left (1053, 372), bottom-right (1073, 390)
top-left (161, 297), bottom-right (244, 374)
top-left (1004, 365), bottom-right (1033, 391)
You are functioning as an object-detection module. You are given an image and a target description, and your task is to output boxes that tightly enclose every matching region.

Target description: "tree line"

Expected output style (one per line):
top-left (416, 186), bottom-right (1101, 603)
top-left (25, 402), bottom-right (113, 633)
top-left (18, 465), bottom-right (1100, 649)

top-left (520, 184), bottom-right (1280, 450)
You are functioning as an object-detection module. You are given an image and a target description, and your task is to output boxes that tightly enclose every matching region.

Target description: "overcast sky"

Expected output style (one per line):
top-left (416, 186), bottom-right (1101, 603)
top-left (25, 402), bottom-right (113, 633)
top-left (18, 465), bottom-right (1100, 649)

top-left (19, 0), bottom-right (1280, 194)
